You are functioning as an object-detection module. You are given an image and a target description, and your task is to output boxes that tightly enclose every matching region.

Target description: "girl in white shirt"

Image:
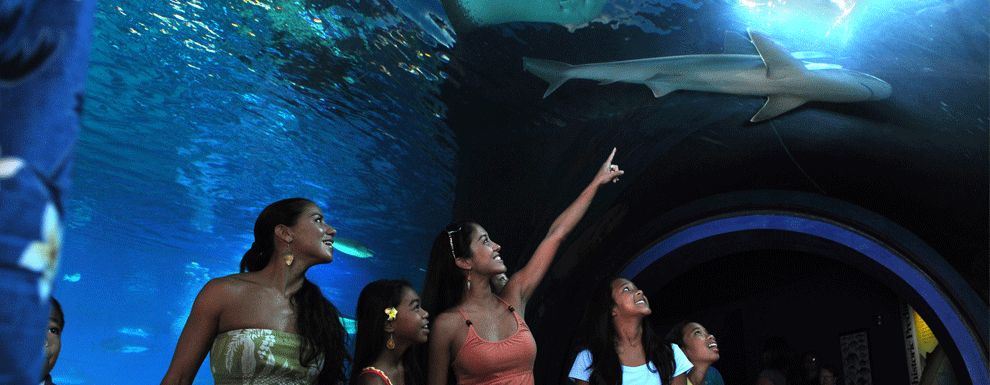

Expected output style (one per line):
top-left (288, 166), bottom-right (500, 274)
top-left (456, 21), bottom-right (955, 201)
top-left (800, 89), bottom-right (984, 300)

top-left (569, 277), bottom-right (692, 385)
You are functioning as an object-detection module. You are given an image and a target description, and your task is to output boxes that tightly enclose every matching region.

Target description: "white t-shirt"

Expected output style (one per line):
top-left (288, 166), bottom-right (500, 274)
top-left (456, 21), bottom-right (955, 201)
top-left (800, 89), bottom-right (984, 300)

top-left (569, 344), bottom-right (693, 385)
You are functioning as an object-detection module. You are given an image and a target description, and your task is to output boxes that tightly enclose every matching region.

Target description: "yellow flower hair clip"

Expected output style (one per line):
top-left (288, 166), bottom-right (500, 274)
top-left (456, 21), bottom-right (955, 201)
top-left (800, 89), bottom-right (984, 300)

top-left (385, 307), bottom-right (398, 321)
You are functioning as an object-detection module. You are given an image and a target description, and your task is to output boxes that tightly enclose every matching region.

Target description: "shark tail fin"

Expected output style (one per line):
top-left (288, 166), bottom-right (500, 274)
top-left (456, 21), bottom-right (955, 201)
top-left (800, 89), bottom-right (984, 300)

top-left (523, 57), bottom-right (573, 98)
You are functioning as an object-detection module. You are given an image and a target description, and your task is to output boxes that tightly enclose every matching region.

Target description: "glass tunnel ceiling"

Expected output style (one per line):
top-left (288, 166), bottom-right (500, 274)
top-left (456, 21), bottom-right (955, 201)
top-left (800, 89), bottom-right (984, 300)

top-left (54, 0), bottom-right (988, 383)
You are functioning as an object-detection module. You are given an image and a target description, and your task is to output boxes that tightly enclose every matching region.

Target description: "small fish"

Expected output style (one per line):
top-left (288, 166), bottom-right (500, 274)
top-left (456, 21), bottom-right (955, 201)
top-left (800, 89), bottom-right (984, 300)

top-left (118, 327), bottom-right (150, 338)
top-left (339, 316), bottom-right (356, 334)
top-left (333, 238), bottom-right (374, 258)
top-left (101, 337), bottom-right (150, 353)
top-left (62, 273), bottom-right (81, 282)
top-left (119, 345), bottom-right (149, 353)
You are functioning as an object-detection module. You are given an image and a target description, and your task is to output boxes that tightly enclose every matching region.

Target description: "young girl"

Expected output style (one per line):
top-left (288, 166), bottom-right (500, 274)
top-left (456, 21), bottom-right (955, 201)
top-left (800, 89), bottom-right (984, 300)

top-left (424, 149), bottom-right (624, 385)
top-left (570, 277), bottom-right (692, 385)
top-left (666, 321), bottom-right (722, 385)
top-left (352, 280), bottom-right (430, 385)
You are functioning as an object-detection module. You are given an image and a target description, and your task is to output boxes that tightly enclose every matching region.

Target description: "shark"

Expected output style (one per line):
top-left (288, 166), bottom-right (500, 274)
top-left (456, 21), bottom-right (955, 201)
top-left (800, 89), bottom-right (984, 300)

top-left (523, 30), bottom-right (891, 122)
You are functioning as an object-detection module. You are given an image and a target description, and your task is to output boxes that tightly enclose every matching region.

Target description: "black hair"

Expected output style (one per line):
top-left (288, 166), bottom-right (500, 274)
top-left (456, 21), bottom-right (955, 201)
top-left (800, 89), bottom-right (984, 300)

top-left (351, 280), bottom-right (423, 385)
top-left (239, 197), bottom-right (349, 385)
top-left (421, 221), bottom-right (478, 318)
top-left (575, 277), bottom-right (673, 385)
top-left (49, 296), bottom-right (64, 329)
top-left (665, 320), bottom-right (690, 348)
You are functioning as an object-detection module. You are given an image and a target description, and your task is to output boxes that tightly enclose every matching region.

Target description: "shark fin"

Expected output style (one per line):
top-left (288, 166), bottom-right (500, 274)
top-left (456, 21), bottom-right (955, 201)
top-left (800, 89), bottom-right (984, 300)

top-left (724, 30), bottom-right (758, 54)
top-left (750, 95), bottom-right (807, 122)
top-left (747, 30), bottom-right (807, 80)
top-left (644, 79), bottom-right (676, 98)
top-left (523, 57), bottom-right (574, 98)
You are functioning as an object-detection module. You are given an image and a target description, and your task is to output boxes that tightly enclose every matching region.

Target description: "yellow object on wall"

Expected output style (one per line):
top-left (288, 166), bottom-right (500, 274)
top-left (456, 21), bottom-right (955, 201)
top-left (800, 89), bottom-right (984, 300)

top-left (914, 310), bottom-right (938, 355)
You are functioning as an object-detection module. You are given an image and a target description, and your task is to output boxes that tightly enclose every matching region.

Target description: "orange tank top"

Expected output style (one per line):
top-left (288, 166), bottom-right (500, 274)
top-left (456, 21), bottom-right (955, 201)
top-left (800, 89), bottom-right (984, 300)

top-left (451, 298), bottom-right (537, 385)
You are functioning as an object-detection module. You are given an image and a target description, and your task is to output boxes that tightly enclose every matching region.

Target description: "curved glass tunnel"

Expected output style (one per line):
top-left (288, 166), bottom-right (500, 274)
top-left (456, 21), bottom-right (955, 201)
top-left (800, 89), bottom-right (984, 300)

top-left (4, 0), bottom-right (984, 383)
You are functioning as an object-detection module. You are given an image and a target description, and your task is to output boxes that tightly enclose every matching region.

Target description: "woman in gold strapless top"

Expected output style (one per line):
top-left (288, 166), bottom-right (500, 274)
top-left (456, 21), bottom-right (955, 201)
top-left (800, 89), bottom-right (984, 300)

top-left (161, 198), bottom-right (349, 385)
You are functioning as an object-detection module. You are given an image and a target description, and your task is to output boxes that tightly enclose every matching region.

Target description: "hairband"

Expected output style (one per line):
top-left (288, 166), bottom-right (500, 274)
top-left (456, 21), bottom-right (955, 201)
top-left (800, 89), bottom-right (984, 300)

top-left (446, 227), bottom-right (462, 259)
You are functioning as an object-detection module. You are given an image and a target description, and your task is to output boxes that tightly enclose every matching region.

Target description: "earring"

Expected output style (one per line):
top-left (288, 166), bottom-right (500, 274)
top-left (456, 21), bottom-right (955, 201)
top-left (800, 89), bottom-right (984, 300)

top-left (284, 241), bottom-right (294, 266)
top-left (466, 270), bottom-right (472, 291)
top-left (386, 333), bottom-right (396, 350)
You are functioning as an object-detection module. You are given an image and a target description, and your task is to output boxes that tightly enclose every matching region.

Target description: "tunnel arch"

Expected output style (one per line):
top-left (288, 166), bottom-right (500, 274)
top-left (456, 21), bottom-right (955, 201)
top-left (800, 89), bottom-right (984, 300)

top-left (618, 191), bottom-right (988, 385)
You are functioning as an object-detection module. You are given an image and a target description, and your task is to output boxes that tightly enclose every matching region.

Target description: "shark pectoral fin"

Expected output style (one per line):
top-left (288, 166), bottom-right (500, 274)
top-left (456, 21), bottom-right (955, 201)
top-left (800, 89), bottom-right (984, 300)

top-left (750, 95), bottom-right (807, 122)
top-left (543, 80), bottom-right (568, 98)
top-left (747, 29), bottom-right (807, 79)
top-left (644, 79), bottom-right (676, 98)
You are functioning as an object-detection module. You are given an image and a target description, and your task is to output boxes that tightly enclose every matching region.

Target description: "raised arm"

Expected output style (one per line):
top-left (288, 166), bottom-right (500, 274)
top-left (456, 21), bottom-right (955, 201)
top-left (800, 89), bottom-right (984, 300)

top-left (160, 279), bottom-right (226, 385)
top-left (504, 148), bottom-right (624, 305)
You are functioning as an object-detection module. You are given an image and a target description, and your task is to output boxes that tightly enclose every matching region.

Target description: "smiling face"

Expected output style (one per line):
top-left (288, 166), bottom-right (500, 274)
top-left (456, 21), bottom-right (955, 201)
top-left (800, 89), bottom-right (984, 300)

top-left (610, 278), bottom-right (651, 318)
top-left (286, 204), bottom-right (336, 263)
top-left (680, 322), bottom-right (719, 364)
top-left (391, 286), bottom-right (430, 345)
top-left (465, 225), bottom-right (505, 276)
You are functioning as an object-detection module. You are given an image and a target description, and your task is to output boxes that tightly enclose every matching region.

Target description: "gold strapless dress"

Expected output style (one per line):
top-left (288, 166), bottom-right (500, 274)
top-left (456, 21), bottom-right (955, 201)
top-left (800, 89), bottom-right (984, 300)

top-left (210, 328), bottom-right (323, 385)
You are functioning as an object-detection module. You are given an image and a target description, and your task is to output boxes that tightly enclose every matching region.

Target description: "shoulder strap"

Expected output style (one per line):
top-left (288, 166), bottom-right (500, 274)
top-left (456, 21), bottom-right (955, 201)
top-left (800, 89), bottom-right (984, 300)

top-left (494, 295), bottom-right (516, 312)
top-left (360, 367), bottom-right (393, 385)
top-left (455, 307), bottom-right (473, 326)
top-left (495, 296), bottom-right (525, 326)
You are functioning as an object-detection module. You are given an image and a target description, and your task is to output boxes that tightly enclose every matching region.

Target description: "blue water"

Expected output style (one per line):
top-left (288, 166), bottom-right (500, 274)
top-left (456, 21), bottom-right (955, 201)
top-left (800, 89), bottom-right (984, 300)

top-left (56, 0), bottom-right (987, 383)
top-left (62, 0), bottom-right (455, 382)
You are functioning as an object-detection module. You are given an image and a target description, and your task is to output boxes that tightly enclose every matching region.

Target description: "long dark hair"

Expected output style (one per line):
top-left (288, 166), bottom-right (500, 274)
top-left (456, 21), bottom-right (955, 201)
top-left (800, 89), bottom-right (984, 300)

top-left (665, 320), bottom-right (690, 348)
top-left (351, 280), bottom-right (423, 385)
top-left (239, 197), bottom-right (349, 385)
top-left (421, 221), bottom-right (478, 317)
top-left (575, 277), bottom-right (673, 385)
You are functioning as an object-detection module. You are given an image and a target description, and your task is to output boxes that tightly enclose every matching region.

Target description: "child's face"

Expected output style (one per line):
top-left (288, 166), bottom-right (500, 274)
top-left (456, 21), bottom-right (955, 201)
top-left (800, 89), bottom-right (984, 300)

top-left (393, 287), bottom-right (430, 344)
top-left (44, 311), bottom-right (62, 375)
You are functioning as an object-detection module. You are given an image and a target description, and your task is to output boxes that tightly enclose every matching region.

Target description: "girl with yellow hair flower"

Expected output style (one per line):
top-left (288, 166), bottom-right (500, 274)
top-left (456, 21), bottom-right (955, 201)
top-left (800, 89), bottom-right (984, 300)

top-left (352, 280), bottom-right (430, 385)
